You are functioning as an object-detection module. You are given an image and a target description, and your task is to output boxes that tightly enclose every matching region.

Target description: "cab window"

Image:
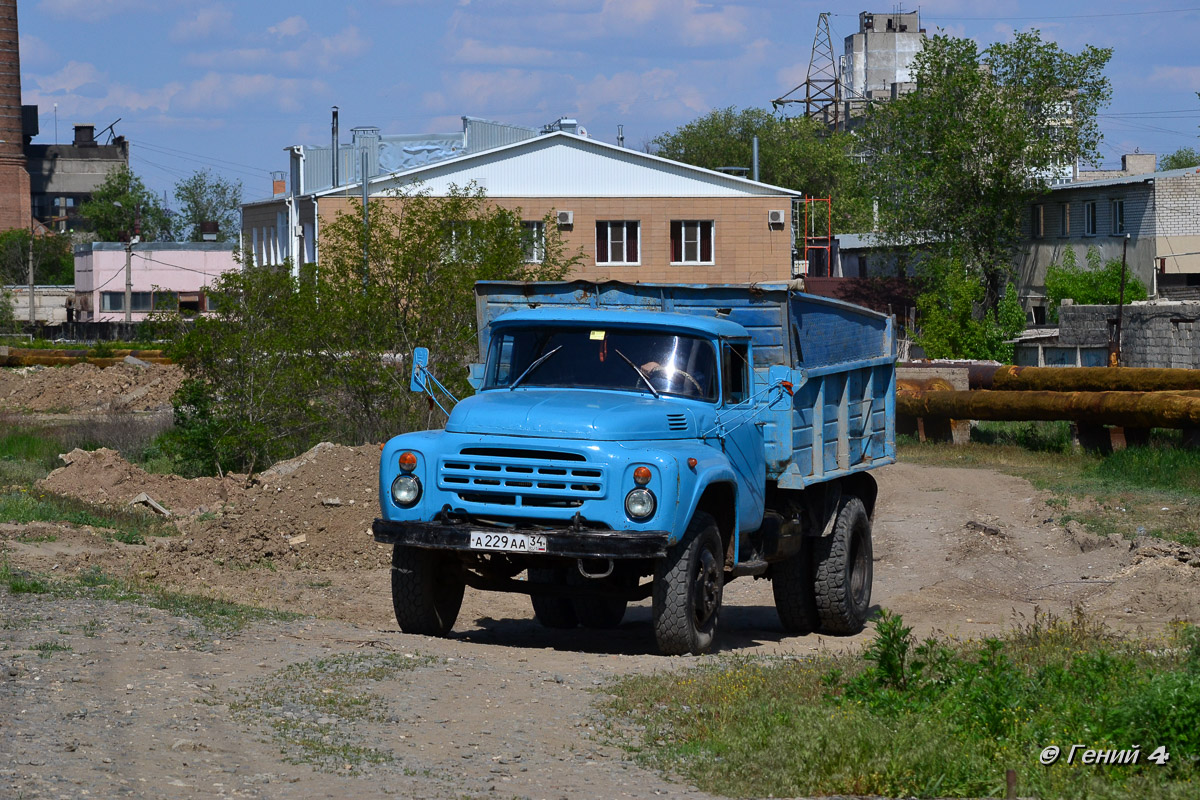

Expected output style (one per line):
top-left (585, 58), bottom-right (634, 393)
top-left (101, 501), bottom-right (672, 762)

top-left (722, 342), bottom-right (750, 405)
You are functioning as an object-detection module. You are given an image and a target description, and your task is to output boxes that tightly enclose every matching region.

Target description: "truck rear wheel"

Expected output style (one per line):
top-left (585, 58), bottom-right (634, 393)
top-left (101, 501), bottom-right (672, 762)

top-left (771, 544), bottom-right (818, 634)
top-left (529, 567), bottom-right (578, 629)
top-left (653, 511), bottom-right (723, 655)
top-left (391, 545), bottom-right (464, 637)
top-left (812, 496), bottom-right (873, 635)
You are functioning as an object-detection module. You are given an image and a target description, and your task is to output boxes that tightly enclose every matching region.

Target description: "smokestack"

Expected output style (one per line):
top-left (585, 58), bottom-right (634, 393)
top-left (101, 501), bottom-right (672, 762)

top-left (617, 124), bottom-right (624, 148)
top-left (752, 135), bottom-right (759, 182)
top-left (331, 106), bottom-right (339, 187)
top-left (0, 0), bottom-right (32, 232)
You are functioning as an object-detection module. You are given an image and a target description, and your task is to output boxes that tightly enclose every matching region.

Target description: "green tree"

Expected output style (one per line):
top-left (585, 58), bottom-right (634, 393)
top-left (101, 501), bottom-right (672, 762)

top-left (1044, 247), bottom-right (1148, 322)
top-left (914, 255), bottom-right (1027, 362)
top-left (79, 165), bottom-right (172, 242)
top-left (0, 230), bottom-right (74, 285)
top-left (162, 184), bottom-right (584, 476)
top-left (1159, 147), bottom-right (1200, 171)
top-left (651, 107), bottom-right (871, 231)
top-left (173, 169), bottom-right (243, 242)
top-left (859, 31), bottom-right (1112, 310)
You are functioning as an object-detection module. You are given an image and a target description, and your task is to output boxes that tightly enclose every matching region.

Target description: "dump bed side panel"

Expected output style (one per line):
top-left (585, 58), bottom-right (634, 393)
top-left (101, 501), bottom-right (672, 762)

top-left (775, 295), bottom-right (896, 487)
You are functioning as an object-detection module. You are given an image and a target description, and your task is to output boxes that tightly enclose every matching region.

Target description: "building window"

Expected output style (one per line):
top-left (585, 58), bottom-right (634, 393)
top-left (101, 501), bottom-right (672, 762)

top-left (1059, 203), bottom-right (1070, 237)
top-left (521, 221), bottom-right (544, 263)
top-left (670, 220), bottom-right (714, 264)
top-left (596, 221), bottom-right (639, 265)
top-left (1111, 199), bottom-right (1125, 235)
top-left (1083, 201), bottom-right (1097, 236)
top-left (1032, 205), bottom-right (1044, 239)
top-left (131, 292), bottom-right (152, 312)
top-left (101, 292), bottom-right (123, 312)
top-left (153, 291), bottom-right (178, 311)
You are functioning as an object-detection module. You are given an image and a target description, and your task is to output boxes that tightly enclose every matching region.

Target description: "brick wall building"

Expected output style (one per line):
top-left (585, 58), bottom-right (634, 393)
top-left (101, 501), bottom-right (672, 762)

top-left (0, 0), bottom-right (31, 233)
top-left (243, 132), bottom-right (801, 284)
top-left (1016, 165), bottom-right (1200, 319)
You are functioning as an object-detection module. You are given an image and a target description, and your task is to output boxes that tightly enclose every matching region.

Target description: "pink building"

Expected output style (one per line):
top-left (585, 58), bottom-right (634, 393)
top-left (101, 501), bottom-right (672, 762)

top-left (74, 242), bottom-right (240, 322)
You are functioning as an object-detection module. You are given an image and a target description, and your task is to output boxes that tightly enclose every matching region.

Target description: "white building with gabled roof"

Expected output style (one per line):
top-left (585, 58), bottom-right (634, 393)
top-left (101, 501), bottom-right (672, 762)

top-left (243, 130), bottom-right (803, 285)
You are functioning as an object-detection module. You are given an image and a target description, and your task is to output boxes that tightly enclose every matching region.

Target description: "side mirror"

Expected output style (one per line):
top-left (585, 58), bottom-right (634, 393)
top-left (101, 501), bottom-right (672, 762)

top-left (409, 347), bottom-right (429, 393)
top-left (467, 362), bottom-right (484, 391)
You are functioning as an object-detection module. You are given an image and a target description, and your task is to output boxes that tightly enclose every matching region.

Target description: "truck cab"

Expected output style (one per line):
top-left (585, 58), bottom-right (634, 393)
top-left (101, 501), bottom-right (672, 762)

top-left (374, 281), bottom-right (895, 655)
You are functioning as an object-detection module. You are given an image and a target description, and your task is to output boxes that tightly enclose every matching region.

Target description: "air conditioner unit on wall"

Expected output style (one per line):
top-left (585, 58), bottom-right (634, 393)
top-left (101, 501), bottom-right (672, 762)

top-left (768, 209), bottom-right (786, 226)
top-left (556, 210), bottom-right (574, 226)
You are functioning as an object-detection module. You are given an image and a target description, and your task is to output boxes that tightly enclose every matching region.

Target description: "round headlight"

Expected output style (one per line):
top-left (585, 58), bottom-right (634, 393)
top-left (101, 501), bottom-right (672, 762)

top-left (391, 474), bottom-right (421, 507)
top-left (625, 488), bottom-right (656, 520)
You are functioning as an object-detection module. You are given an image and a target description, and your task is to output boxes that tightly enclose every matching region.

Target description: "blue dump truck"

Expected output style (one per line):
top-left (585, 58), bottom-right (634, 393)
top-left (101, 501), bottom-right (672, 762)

top-left (373, 281), bottom-right (896, 655)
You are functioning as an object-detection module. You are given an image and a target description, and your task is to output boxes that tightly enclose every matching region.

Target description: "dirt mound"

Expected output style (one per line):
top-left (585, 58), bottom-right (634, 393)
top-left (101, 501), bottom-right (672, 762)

top-left (40, 448), bottom-right (243, 516)
top-left (0, 362), bottom-right (184, 412)
top-left (39, 442), bottom-right (388, 579)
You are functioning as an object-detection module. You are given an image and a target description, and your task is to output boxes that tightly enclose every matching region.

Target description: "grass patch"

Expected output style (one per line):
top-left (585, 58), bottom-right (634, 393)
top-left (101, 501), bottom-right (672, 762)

top-left (232, 651), bottom-right (436, 773)
top-left (0, 488), bottom-right (173, 544)
top-left (604, 610), bottom-right (1200, 799)
top-left (1, 558), bottom-right (298, 633)
top-left (0, 415), bottom-right (176, 485)
top-left (899, 433), bottom-right (1200, 546)
top-left (31, 640), bottom-right (73, 658)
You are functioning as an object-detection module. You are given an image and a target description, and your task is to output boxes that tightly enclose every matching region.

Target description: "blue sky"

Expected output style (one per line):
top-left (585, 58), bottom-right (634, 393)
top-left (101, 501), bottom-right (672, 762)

top-left (17, 0), bottom-right (1200, 205)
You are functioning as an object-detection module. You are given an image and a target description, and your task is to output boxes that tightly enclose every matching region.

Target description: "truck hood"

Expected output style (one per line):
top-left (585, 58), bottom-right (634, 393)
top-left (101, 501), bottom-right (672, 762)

top-left (445, 390), bottom-right (700, 440)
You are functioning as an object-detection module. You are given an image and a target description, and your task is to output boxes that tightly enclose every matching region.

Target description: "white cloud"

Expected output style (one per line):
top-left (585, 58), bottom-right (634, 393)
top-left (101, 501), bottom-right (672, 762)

top-left (184, 26), bottom-right (370, 73)
top-left (575, 67), bottom-right (706, 120)
top-left (174, 72), bottom-right (325, 113)
top-left (24, 61), bottom-right (183, 119)
top-left (171, 4), bottom-right (234, 42)
top-left (17, 34), bottom-right (56, 68)
top-left (1147, 65), bottom-right (1200, 90)
top-left (268, 15), bottom-right (309, 38)
top-left (37, 0), bottom-right (155, 22)
top-left (440, 69), bottom-right (551, 112)
top-left (454, 38), bottom-right (557, 66)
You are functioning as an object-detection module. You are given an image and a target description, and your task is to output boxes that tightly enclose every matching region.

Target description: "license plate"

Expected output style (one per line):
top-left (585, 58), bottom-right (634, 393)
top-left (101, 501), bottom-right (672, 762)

top-left (469, 531), bottom-right (548, 553)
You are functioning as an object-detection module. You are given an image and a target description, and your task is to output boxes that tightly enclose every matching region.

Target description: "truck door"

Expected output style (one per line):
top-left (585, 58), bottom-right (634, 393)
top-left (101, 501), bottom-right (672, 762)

top-left (720, 341), bottom-right (766, 538)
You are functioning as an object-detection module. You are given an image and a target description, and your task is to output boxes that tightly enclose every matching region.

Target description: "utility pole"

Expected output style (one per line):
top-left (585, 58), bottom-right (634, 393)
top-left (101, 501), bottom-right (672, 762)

top-left (27, 220), bottom-right (34, 324)
top-left (1110, 233), bottom-right (1131, 367)
top-left (124, 239), bottom-right (132, 324)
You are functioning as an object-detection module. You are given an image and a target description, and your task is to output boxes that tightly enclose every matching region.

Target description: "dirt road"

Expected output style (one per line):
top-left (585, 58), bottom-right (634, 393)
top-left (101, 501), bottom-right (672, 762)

top-left (4, 451), bottom-right (1198, 798)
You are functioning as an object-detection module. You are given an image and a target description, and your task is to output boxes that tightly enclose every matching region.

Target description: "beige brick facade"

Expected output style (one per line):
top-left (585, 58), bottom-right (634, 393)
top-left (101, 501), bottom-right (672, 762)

top-left (317, 195), bottom-right (794, 283)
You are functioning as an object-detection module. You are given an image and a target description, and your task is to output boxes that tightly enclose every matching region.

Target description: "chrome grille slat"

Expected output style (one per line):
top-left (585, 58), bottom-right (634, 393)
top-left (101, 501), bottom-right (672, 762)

top-left (439, 447), bottom-right (606, 508)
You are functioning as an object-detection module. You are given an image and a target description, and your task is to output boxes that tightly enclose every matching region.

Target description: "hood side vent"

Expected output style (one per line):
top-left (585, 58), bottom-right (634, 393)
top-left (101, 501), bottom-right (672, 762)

top-left (667, 413), bottom-right (689, 431)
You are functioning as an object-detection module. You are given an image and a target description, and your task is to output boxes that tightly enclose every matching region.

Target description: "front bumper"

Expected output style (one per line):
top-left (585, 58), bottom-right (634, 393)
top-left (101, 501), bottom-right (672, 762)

top-left (372, 519), bottom-right (670, 559)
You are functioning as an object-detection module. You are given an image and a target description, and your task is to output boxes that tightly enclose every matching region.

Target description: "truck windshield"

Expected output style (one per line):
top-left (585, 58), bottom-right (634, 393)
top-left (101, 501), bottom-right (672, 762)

top-left (484, 326), bottom-right (718, 401)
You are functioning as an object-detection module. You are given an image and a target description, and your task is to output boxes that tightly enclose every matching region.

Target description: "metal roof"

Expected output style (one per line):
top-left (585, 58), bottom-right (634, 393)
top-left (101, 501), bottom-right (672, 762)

top-left (315, 132), bottom-right (802, 199)
top-left (490, 307), bottom-right (752, 339)
top-left (1050, 165), bottom-right (1200, 192)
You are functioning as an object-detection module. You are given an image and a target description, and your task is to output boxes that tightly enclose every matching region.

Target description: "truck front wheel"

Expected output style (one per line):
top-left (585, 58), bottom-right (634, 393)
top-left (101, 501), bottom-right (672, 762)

top-left (653, 511), bottom-right (724, 655)
top-left (391, 545), bottom-right (464, 637)
top-left (812, 496), bottom-right (873, 634)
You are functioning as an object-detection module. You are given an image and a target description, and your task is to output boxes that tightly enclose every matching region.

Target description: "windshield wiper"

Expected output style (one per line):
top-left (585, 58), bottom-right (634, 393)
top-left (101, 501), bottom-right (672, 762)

top-left (614, 349), bottom-right (661, 398)
top-left (509, 345), bottom-right (563, 390)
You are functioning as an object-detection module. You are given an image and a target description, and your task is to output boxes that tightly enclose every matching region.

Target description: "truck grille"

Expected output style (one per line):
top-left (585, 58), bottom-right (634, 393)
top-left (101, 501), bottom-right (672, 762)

top-left (440, 447), bottom-right (605, 509)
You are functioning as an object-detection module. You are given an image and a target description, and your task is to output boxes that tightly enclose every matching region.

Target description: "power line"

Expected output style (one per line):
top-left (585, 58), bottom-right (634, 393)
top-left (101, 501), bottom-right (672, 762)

top-left (834, 6), bottom-right (1200, 21)
top-left (135, 139), bottom-right (271, 178)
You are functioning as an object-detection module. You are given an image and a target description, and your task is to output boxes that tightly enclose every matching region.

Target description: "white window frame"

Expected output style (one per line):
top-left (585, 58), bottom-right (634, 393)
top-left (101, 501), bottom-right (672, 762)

top-left (521, 220), bottom-right (544, 263)
top-left (670, 220), bottom-right (715, 265)
top-left (596, 221), bottom-right (640, 265)
top-left (100, 292), bottom-right (123, 312)
top-left (1083, 200), bottom-right (1097, 237)
top-left (1111, 199), bottom-right (1125, 235)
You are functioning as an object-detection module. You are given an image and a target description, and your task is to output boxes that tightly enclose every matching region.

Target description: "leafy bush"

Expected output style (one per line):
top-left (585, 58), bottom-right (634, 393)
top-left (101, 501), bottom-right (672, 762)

top-left (159, 184), bottom-right (583, 476)
top-left (1045, 247), bottom-right (1147, 322)
top-left (914, 255), bottom-right (1027, 361)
